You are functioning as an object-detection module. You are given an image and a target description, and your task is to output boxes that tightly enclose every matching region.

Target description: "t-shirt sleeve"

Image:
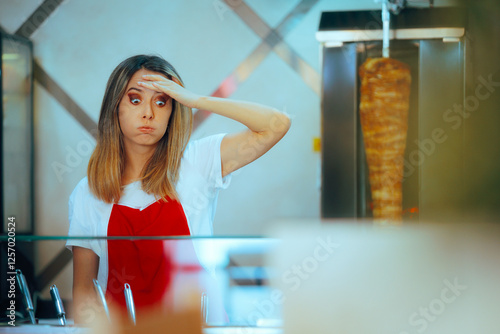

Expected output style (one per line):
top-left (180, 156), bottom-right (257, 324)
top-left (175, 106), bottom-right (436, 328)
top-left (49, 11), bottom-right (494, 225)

top-left (65, 178), bottom-right (100, 254)
top-left (184, 133), bottom-right (232, 190)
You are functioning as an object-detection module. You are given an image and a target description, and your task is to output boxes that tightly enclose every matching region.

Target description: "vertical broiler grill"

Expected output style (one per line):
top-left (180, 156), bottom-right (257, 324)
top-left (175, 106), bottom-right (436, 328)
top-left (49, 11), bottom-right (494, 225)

top-left (317, 5), bottom-right (468, 222)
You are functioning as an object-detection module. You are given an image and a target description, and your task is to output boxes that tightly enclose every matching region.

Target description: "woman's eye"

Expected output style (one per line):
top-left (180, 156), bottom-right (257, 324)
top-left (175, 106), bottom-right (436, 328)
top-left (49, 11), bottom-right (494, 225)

top-left (156, 100), bottom-right (166, 106)
top-left (130, 97), bottom-right (141, 104)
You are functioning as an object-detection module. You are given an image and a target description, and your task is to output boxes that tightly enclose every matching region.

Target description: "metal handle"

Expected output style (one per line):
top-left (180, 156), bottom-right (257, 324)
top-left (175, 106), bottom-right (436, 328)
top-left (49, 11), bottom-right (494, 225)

top-left (93, 279), bottom-right (111, 321)
top-left (49, 285), bottom-right (66, 326)
top-left (15, 269), bottom-right (36, 324)
top-left (124, 283), bottom-right (136, 325)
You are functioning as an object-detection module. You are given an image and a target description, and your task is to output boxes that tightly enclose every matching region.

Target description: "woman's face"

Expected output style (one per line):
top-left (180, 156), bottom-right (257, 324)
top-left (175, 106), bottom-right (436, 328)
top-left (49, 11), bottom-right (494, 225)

top-left (118, 69), bottom-right (172, 151)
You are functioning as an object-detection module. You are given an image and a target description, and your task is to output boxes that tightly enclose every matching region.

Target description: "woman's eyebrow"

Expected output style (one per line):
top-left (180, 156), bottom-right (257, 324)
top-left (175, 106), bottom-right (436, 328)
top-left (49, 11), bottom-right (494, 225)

top-left (127, 87), bottom-right (164, 95)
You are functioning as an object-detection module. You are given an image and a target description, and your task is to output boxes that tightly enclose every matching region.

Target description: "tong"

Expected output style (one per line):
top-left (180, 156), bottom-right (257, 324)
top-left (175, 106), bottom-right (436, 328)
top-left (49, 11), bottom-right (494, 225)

top-left (124, 283), bottom-right (136, 325)
top-left (93, 279), bottom-right (111, 321)
top-left (15, 270), bottom-right (36, 324)
top-left (201, 292), bottom-right (209, 324)
top-left (49, 285), bottom-right (66, 326)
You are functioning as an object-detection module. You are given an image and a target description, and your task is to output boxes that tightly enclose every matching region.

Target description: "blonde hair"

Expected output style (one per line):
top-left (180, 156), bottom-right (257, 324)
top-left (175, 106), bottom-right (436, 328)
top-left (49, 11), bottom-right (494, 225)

top-left (87, 55), bottom-right (193, 203)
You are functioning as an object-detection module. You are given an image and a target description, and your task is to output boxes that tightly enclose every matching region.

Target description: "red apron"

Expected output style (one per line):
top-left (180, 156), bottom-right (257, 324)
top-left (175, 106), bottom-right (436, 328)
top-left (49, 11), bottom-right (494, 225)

top-left (105, 197), bottom-right (191, 312)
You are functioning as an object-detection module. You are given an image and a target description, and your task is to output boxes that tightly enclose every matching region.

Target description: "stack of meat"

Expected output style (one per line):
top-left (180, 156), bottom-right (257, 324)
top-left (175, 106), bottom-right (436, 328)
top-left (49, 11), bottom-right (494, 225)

top-left (359, 57), bottom-right (411, 222)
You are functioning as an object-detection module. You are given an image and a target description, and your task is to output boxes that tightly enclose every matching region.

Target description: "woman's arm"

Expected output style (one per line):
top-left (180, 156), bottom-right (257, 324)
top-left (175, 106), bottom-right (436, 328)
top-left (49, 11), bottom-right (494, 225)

top-left (138, 75), bottom-right (291, 177)
top-left (72, 246), bottom-right (99, 325)
top-left (195, 96), bottom-right (291, 177)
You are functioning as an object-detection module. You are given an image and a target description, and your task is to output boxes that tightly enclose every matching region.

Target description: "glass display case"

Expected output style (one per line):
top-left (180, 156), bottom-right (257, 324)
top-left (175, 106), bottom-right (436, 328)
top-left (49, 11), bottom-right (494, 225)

top-left (1, 223), bottom-right (500, 333)
top-left (0, 235), bottom-right (283, 333)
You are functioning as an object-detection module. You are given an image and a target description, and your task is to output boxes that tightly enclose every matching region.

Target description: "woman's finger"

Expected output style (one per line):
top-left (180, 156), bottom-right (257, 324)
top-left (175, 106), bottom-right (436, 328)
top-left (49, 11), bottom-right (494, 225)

top-left (151, 82), bottom-right (169, 91)
top-left (141, 74), bottom-right (164, 81)
top-left (137, 81), bottom-right (156, 88)
top-left (141, 75), bottom-right (174, 87)
top-left (171, 77), bottom-right (183, 87)
top-left (138, 82), bottom-right (179, 100)
top-left (142, 74), bottom-right (184, 88)
top-left (137, 81), bottom-right (168, 93)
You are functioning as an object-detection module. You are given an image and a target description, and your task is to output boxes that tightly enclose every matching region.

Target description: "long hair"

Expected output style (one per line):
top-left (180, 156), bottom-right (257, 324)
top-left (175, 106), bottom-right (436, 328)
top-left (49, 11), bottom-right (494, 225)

top-left (87, 55), bottom-right (193, 203)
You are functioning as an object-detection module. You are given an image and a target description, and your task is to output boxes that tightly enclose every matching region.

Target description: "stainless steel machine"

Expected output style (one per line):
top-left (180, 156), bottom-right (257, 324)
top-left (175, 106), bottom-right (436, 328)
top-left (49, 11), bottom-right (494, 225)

top-left (317, 5), bottom-right (469, 221)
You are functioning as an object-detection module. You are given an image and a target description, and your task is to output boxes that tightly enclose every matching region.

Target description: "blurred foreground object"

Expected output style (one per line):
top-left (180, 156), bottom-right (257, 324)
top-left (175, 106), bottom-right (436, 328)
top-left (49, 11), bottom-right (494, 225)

top-left (269, 220), bottom-right (500, 334)
top-left (92, 290), bottom-right (202, 334)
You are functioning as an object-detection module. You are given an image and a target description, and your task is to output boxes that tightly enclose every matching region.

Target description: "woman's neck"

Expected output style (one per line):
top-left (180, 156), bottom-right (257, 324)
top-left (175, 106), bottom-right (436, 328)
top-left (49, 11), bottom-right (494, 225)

top-left (122, 144), bottom-right (156, 185)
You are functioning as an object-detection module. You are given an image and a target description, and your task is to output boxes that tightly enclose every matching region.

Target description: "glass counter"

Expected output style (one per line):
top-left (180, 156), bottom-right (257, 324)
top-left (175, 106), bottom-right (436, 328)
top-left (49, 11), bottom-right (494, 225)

top-left (0, 235), bottom-right (283, 333)
top-left (3, 222), bottom-right (500, 334)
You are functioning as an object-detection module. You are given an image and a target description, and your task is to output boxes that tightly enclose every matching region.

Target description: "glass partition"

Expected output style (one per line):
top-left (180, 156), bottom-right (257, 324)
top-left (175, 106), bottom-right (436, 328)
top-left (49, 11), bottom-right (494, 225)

top-left (2, 222), bottom-right (500, 333)
top-left (0, 236), bottom-right (282, 332)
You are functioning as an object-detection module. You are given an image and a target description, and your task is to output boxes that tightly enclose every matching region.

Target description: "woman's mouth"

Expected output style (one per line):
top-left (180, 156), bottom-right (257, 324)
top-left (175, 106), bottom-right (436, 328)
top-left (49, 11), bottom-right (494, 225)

top-left (138, 126), bottom-right (154, 133)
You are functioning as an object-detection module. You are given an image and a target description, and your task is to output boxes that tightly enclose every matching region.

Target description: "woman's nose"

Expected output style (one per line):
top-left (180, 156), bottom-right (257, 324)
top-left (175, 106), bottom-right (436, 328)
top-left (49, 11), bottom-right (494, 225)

top-left (142, 103), bottom-right (154, 119)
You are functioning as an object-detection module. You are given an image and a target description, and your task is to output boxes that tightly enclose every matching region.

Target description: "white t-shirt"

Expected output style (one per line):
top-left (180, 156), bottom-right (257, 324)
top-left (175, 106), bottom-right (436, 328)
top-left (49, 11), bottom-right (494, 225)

top-left (65, 133), bottom-right (232, 293)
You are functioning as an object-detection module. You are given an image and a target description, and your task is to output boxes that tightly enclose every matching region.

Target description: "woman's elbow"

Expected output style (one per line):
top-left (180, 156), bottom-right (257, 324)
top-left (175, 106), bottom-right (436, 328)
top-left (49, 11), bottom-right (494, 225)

top-left (270, 110), bottom-right (291, 137)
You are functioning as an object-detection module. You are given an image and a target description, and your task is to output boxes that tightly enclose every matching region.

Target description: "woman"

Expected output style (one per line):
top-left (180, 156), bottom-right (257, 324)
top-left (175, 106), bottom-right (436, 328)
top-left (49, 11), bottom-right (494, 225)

top-left (66, 55), bottom-right (290, 324)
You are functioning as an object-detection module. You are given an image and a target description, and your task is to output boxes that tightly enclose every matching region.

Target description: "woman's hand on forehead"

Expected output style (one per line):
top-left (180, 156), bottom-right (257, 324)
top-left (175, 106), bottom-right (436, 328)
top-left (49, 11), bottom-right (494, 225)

top-left (138, 74), bottom-right (201, 109)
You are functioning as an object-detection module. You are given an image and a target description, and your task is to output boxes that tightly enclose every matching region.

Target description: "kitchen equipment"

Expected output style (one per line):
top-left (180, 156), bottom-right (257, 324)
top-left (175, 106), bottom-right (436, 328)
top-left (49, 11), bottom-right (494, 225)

top-left (201, 292), bottom-right (208, 324)
top-left (49, 284), bottom-right (66, 326)
top-left (93, 279), bottom-right (111, 321)
top-left (124, 283), bottom-right (136, 325)
top-left (317, 6), bottom-right (468, 221)
top-left (15, 269), bottom-right (35, 324)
